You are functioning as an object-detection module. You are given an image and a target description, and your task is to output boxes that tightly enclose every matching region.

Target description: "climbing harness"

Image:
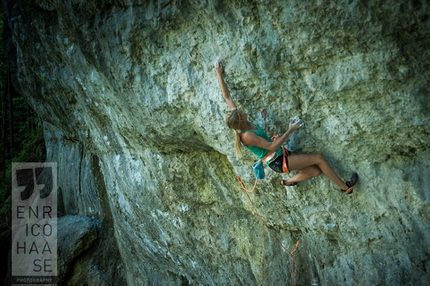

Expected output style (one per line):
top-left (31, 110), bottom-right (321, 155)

top-left (281, 147), bottom-right (291, 174)
top-left (270, 135), bottom-right (291, 174)
top-left (251, 135), bottom-right (290, 180)
top-left (236, 175), bottom-right (300, 286)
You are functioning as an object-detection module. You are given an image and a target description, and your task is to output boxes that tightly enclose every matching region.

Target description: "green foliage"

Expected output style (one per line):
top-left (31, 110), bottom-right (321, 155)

top-left (0, 9), bottom-right (46, 234)
top-left (0, 9), bottom-right (46, 283)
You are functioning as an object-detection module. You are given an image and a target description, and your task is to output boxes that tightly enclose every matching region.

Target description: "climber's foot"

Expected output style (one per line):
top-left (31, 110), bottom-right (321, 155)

top-left (341, 173), bottom-right (358, 194)
top-left (280, 180), bottom-right (297, 187)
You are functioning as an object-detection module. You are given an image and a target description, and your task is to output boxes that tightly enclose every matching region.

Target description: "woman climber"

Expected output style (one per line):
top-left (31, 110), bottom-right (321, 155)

top-left (215, 61), bottom-right (358, 194)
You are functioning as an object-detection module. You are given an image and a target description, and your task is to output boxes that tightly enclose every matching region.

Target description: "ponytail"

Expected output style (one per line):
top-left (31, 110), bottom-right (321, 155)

top-left (233, 129), bottom-right (243, 158)
top-left (226, 109), bottom-right (244, 158)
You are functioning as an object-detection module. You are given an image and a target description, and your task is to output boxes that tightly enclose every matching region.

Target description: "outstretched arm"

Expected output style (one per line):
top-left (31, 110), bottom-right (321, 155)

top-left (216, 61), bottom-right (237, 110)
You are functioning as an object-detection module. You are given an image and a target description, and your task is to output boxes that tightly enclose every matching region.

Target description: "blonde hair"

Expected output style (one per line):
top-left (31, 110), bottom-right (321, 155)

top-left (225, 109), bottom-right (243, 158)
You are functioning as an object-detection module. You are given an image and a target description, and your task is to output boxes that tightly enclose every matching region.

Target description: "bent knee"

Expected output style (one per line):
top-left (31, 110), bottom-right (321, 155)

top-left (314, 154), bottom-right (326, 163)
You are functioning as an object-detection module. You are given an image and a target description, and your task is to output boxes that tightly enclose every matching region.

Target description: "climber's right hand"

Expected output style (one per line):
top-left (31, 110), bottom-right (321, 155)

top-left (215, 61), bottom-right (223, 75)
top-left (289, 119), bottom-right (302, 131)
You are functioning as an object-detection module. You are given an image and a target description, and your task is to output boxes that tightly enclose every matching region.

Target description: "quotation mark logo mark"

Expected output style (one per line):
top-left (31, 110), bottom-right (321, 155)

top-left (15, 167), bottom-right (53, 200)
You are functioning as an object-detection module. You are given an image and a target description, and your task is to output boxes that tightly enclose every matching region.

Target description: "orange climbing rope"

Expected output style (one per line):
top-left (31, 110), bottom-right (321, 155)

top-left (236, 175), bottom-right (258, 193)
top-left (236, 175), bottom-right (300, 286)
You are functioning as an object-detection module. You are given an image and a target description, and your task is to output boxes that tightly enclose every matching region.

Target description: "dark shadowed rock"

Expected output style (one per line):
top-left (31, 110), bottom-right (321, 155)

top-left (57, 215), bottom-right (99, 283)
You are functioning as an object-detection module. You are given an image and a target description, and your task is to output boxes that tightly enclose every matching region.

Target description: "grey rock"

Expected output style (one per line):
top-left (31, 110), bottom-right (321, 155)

top-left (43, 123), bottom-right (126, 285)
top-left (3, 0), bottom-right (430, 285)
top-left (57, 215), bottom-right (99, 283)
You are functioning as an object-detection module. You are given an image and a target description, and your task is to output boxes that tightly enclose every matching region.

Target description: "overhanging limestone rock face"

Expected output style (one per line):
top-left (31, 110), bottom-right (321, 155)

top-left (4, 0), bottom-right (430, 285)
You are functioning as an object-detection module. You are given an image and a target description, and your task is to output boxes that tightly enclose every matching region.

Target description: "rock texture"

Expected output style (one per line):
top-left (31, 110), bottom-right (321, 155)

top-left (57, 215), bottom-right (100, 283)
top-left (4, 0), bottom-right (430, 285)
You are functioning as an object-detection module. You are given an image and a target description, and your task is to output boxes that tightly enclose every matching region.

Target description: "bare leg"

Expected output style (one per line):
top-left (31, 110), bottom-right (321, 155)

top-left (286, 153), bottom-right (349, 190)
top-left (282, 165), bottom-right (322, 186)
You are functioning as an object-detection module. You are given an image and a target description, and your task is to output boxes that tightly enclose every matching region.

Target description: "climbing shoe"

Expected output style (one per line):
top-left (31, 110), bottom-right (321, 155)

top-left (280, 180), bottom-right (297, 187)
top-left (341, 173), bottom-right (358, 194)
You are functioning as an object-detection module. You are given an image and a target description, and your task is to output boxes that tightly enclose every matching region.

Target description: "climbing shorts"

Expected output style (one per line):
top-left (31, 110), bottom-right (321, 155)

top-left (268, 148), bottom-right (291, 174)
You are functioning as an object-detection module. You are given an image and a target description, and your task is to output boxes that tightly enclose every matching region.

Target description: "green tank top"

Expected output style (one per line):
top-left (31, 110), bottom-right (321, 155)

top-left (241, 122), bottom-right (283, 159)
